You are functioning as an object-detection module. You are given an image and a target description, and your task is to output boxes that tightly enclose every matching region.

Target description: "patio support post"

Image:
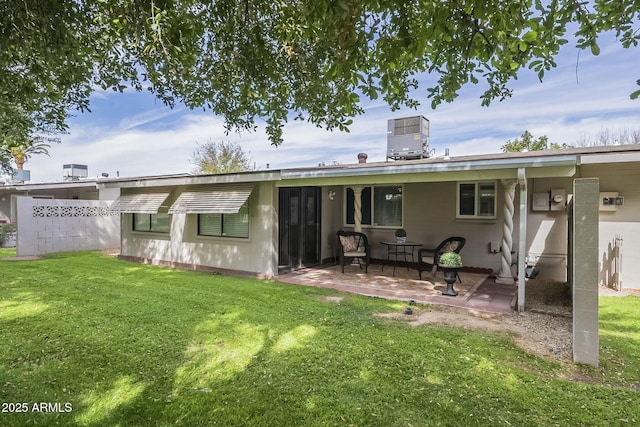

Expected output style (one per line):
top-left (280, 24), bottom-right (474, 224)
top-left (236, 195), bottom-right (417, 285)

top-left (496, 179), bottom-right (517, 285)
top-left (517, 168), bottom-right (527, 312)
top-left (351, 185), bottom-right (363, 233)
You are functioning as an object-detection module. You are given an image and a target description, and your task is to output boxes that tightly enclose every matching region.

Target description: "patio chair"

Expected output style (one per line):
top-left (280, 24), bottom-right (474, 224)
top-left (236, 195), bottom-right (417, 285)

top-left (418, 236), bottom-right (466, 281)
top-left (336, 230), bottom-right (370, 273)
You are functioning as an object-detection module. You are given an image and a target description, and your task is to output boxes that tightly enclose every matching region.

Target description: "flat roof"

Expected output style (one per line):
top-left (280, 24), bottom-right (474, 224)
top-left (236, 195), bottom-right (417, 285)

top-left (5, 144), bottom-right (640, 190)
top-left (283, 143), bottom-right (640, 174)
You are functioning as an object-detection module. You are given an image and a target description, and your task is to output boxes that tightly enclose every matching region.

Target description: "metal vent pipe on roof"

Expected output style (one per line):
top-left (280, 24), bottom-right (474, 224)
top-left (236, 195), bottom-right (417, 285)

top-left (358, 153), bottom-right (368, 163)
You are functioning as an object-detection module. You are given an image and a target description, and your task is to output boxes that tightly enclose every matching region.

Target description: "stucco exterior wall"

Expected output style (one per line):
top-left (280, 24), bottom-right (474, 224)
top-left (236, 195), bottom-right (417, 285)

top-left (401, 181), bottom-right (508, 271)
top-left (119, 181), bottom-right (278, 277)
top-left (320, 185), bottom-right (345, 262)
top-left (112, 154), bottom-right (640, 289)
top-left (0, 197), bottom-right (10, 222)
top-left (98, 187), bottom-right (120, 201)
top-left (329, 181), bottom-right (510, 273)
top-left (16, 197), bottom-right (120, 256)
top-left (525, 177), bottom-right (573, 281)
top-left (581, 162), bottom-right (640, 290)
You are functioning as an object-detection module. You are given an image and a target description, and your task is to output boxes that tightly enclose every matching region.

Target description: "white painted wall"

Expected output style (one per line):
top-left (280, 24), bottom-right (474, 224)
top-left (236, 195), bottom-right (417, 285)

top-left (113, 159), bottom-right (640, 289)
top-left (582, 163), bottom-right (640, 290)
top-left (330, 181), bottom-right (508, 272)
top-left (119, 182), bottom-right (278, 277)
top-left (525, 176), bottom-right (573, 281)
top-left (326, 171), bottom-right (640, 290)
top-left (16, 197), bottom-right (120, 256)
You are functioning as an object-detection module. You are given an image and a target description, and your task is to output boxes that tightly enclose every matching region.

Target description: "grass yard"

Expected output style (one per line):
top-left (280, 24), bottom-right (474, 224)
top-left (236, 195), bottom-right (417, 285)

top-left (1, 251), bottom-right (638, 426)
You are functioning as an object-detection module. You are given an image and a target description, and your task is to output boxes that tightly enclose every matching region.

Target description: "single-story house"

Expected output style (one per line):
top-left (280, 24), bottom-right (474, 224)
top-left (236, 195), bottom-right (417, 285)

top-left (98, 144), bottom-right (640, 307)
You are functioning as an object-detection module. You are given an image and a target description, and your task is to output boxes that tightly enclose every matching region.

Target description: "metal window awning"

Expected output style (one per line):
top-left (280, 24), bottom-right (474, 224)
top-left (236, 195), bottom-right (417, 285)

top-left (169, 184), bottom-right (254, 214)
top-left (110, 192), bottom-right (170, 214)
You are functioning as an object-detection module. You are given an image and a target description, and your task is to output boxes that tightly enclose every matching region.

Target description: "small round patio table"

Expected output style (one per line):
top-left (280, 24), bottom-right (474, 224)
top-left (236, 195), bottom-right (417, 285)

top-left (380, 241), bottom-right (423, 277)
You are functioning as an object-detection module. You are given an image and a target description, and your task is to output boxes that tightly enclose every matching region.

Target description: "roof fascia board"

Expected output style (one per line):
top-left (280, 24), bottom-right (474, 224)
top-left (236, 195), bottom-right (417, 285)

top-left (526, 165), bottom-right (576, 178)
top-left (277, 169), bottom-right (521, 187)
top-left (98, 171), bottom-right (281, 189)
top-left (279, 156), bottom-right (578, 186)
top-left (281, 155), bottom-right (578, 181)
top-left (579, 152), bottom-right (640, 165)
top-left (96, 154), bottom-right (579, 189)
top-left (2, 181), bottom-right (99, 191)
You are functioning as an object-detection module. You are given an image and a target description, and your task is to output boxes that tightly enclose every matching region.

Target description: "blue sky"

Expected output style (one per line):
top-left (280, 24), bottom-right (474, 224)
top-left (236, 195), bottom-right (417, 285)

top-left (21, 32), bottom-right (640, 182)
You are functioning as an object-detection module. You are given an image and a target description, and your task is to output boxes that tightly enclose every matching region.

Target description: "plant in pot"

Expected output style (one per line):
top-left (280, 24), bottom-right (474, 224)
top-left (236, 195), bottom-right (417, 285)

top-left (438, 252), bottom-right (462, 296)
top-left (395, 228), bottom-right (407, 244)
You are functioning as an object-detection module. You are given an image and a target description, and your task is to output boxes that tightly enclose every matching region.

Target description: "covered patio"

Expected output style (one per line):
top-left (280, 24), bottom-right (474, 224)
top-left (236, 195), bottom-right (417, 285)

top-left (277, 262), bottom-right (517, 314)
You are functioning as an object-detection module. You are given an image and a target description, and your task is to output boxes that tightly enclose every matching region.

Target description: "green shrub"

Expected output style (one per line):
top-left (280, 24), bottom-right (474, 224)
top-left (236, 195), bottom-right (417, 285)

top-left (0, 223), bottom-right (16, 246)
top-left (439, 251), bottom-right (462, 267)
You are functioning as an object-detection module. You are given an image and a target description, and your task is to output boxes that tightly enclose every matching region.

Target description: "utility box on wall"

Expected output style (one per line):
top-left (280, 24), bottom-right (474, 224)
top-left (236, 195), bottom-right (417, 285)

top-left (532, 193), bottom-right (549, 211)
top-left (550, 189), bottom-right (567, 211)
top-left (600, 192), bottom-right (624, 211)
top-left (532, 190), bottom-right (567, 211)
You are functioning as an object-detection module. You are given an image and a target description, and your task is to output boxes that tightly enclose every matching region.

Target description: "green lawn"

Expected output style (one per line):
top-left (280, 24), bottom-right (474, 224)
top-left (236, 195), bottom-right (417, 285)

top-left (1, 250), bottom-right (638, 426)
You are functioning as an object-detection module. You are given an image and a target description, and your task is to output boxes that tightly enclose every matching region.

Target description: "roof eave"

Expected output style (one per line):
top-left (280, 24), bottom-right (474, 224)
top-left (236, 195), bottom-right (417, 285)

top-left (281, 155), bottom-right (579, 180)
top-left (98, 171), bottom-right (282, 189)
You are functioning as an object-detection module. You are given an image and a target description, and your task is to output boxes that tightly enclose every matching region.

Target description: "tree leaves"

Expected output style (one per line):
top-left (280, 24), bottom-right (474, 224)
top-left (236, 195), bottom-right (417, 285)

top-left (0, 0), bottom-right (638, 160)
top-left (191, 140), bottom-right (252, 174)
top-left (501, 130), bottom-right (570, 152)
top-left (631, 80), bottom-right (640, 100)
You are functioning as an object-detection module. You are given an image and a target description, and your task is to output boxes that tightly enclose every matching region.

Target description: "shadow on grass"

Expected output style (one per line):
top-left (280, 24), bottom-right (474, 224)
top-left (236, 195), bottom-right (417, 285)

top-left (599, 296), bottom-right (640, 336)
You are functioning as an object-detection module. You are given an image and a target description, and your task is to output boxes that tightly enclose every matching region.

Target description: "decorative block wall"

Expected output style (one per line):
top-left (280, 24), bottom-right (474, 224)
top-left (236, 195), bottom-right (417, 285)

top-left (16, 197), bottom-right (120, 256)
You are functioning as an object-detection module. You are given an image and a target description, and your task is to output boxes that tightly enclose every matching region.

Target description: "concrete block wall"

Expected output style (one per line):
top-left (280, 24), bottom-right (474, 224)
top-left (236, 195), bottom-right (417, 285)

top-left (16, 198), bottom-right (120, 256)
top-left (571, 178), bottom-right (599, 367)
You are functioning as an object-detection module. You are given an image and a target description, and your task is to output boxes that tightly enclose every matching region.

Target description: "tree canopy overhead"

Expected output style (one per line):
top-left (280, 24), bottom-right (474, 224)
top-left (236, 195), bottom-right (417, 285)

top-left (2, 0), bottom-right (639, 163)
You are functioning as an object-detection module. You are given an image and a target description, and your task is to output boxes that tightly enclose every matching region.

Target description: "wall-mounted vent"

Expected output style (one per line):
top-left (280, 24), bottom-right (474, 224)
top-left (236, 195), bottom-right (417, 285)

top-left (387, 116), bottom-right (430, 161)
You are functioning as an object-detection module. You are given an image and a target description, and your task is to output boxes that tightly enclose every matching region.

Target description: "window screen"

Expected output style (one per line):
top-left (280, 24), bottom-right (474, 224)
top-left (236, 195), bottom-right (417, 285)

top-left (198, 201), bottom-right (249, 238)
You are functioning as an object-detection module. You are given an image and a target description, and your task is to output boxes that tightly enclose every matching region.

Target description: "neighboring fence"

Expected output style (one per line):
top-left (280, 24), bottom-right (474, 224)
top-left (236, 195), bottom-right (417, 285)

top-left (16, 197), bottom-right (120, 256)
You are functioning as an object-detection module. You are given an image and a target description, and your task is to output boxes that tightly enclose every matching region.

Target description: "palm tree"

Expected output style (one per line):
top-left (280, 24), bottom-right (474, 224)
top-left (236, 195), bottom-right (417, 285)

top-left (9, 139), bottom-right (50, 170)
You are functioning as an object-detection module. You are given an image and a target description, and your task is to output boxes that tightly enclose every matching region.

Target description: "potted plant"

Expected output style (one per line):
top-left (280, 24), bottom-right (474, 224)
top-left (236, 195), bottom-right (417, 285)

top-left (438, 252), bottom-right (462, 296)
top-left (395, 228), bottom-right (407, 244)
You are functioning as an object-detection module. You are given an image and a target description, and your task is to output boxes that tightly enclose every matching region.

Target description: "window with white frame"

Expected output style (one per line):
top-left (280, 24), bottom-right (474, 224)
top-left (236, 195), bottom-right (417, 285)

top-left (198, 201), bottom-right (249, 238)
top-left (345, 185), bottom-right (403, 227)
top-left (457, 181), bottom-right (496, 219)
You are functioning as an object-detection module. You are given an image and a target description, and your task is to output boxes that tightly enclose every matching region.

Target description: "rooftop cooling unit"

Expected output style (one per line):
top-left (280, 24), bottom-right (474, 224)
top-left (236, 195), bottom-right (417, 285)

top-left (63, 164), bottom-right (88, 181)
top-left (386, 116), bottom-right (430, 161)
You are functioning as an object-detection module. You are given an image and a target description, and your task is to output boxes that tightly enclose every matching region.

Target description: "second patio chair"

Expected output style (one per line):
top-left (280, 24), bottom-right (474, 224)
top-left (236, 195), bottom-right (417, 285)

top-left (418, 236), bottom-right (466, 281)
top-left (336, 230), bottom-right (370, 273)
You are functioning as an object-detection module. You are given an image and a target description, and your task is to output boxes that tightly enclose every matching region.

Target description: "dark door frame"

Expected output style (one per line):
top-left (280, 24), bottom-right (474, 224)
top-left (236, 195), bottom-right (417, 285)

top-left (278, 187), bottom-right (322, 273)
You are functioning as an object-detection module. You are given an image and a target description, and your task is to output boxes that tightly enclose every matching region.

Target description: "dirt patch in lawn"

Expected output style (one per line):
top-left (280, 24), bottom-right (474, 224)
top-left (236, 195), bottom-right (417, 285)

top-left (379, 304), bottom-right (573, 362)
top-left (378, 278), bottom-right (574, 363)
